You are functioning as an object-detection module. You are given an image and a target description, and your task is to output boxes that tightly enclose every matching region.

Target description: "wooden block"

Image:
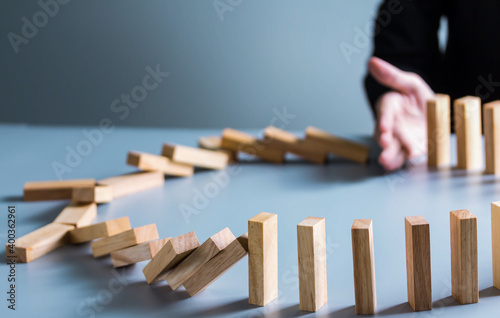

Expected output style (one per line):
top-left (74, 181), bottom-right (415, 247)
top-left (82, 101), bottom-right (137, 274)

top-left (110, 238), bottom-right (171, 268)
top-left (183, 233), bottom-right (248, 296)
top-left (127, 151), bottom-right (194, 177)
top-left (198, 135), bottom-right (238, 163)
top-left (98, 171), bottom-right (164, 198)
top-left (69, 216), bottom-right (131, 243)
top-left (484, 101), bottom-right (500, 174)
top-left (220, 128), bottom-right (285, 163)
top-left (23, 178), bottom-right (95, 201)
top-left (297, 217), bottom-right (327, 312)
top-left (237, 232), bottom-right (249, 252)
top-left (450, 209), bottom-right (478, 304)
top-left (143, 231), bottom-right (200, 284)
top-left (427, 94), bottom-right (451, 167)
top-left (351, 219), bottom-right (376, 315)
top-left (5, 223), bottom-right (74, 263)
top-left (492, 202), bottom-right (500, 289)
top-left (263, 126), bottom-right (327, 164)
top-left (54, 203), bottom-right (97, 228)
top-left (304, 126), bottom-right (370, 164)
top-left (248, 212), bottom-right (278, 306)
top-left (405, 216), bottom-right (432, 311)
top-left (454, 96), bottom-right (482, 170)
top-left (162, 143), bottom-right (229, 170)
top-left (165, 228), bottom-right (235, 290)
top-left (72, 185), bottom-right (113, 204)
top-left (91, 224), bottom-right (158, 257)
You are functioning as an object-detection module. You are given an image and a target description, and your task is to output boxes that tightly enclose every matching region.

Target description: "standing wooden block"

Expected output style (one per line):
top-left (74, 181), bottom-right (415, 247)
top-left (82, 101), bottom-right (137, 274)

top-left (91, 224), bottom-right (159, 257)
top-left (162, 143), bottom-right (229, 170)
top-left (264, 127), bottom-right (328, 164)
top-left (5, 223), bottom-right (74, 263)
top-left (23, 178), bottom-right (95, 201)
top-left (304, 126), bottom-right (370, 164)
top-left (143, 231), bottom-right (200, 284)
top-left (198, 135), bottom-right (238, 163)
top-left (454, 96), bottom-right (482, 170)
top-left (183, 233), bottom-right (248, 296)
top-left (220, 128), bottom-right (285, 163)
top-left (110, 238), bottom-right (171, 268)
top-left (492, 202), bottom-right (500, 289)
top-left (405, 216), bottom-right (432, 311)
top-left (297, 217), bottom-right (327, 312)
top-left (98, 171), bottom-right (164, 198)
top-left (69, 216), bottom-right (131, 243)
top-left (484, 101), bottom-right (500, 174)
top-left (450, 209), bottom-right (478, 304)
top-left (127, 151), bottom-right (194, 177)
top-left (72, 185), bottom-right (113, 204)
top-left (248, 212), bottom-right (278, 306)
top-left (165, 228), bottom-right (235, 290)
top-left (427, 94), bottom-right (451, 167)
top-left (54, 203), bottom-right (97, 228)
top-left (351, 219), bottom-right (376, 315)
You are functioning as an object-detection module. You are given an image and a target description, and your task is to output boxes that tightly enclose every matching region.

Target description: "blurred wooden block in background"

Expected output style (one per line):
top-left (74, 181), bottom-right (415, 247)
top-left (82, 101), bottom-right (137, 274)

top-left (23, 178), bottom-right (95, 201)
top-left (454, 96), bottom-right (482, 170)
top-left (54, 203), bottom-right (97, 228)
top-left (98, 171), bottom-right (164, 198)
top-left (484, 101), bottom-right (500, 174)
top-left (91, 224), bottom-right (158, 257)
top-left (162, 143), bottom-right (228, 170)
top-left (127, 151), bottom-right (194, 177)
top-left (69, 216), bottom-right (131, 243)
top-left (492, 202), bottom-right (500, 289)
top-left (110, 238), bottom-right (171, 268)
top-left (72, 185), bottom-right (113, 204)
top-left (220, 128), bottom-right (284, 163)
top-left (426, 94), bottom-right (451, 167)
top-left (198, 135), bottom-right (238, 163)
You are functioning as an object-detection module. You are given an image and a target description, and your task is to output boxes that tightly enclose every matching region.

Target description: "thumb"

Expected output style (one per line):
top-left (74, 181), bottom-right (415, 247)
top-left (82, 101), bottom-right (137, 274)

top-left (368, 57), bottom-right (420, 95)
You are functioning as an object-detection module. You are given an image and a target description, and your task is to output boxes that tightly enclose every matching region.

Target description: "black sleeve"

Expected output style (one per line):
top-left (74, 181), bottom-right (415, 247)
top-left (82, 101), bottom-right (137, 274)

top-left (364, 0), bottom-right (445, 116)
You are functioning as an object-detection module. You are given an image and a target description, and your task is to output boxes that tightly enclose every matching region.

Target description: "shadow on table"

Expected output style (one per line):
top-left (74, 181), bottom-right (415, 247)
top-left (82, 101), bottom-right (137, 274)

top-left (480, 286), bottom-right (500, 298)
top-left (188, 298), bottom-right (253, 317)
top-left (0, 195), bottom-right (24, 202)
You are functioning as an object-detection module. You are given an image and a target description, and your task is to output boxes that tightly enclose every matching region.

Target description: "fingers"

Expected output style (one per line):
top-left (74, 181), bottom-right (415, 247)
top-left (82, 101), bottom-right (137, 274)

top-left (368, 57), bottom-right (426, 96)
top-left (379, 138), bottom-right (406, 171)
top-left (375, 92), bottom-right (400, 148)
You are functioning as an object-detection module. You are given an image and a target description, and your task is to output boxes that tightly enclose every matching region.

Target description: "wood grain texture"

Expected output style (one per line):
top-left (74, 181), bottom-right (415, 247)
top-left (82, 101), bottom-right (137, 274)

top-left (91, 224), bottom-right (158, 257)
top-left (110, 238), bottom-right (171, 268)
top-left (5, 222), bottom-right (74, 263)
top-left (165, 228), bottom-right (235, 290)
top-left (454, 96), bottom-right (482, 170)
top-left (72, 185), bottom-right (113, 204)
top-left (484, 101), bottom-right (500, 174)
top-left (492, 202), bottom-right (500, 289)
top-left (69, 217), bottom-right (131, 243)
top-left (220, 128), bottom-right (285, 163)
top-left (142, 231), bottom-right (200, 284)
top-left (162, 143), bottom-right (229, 170)
top-left (23, 178), bottom-right (95, 201)
top-left (183, 234), bottom-right (248, 296)
top-left (450, 209), bottom-right (478, 304)
top-left (405, 216), bottom-right (432, 311)
top-left (305, 126), bottom-right (370, 164)
top-left (98, 171), bottom-right (164, 198)
top-left (127, 151), bottom-right (194, 177)
top-left (427, 94), bottom-right (451, 167)
top-left (263, 126), bottom-right (328, 164)
top-left (237, 232), bottom-right (249, 252)
top-left (54, 203), bottom-right (97, 228)
top-left (198, 135), bottom-right (238, 163)
top-left (351, 219), bottom-right (376, 315)
top-left (297, 217), bottom-right (327, 312)
top-left (248, 212), bottom-right (278, 306)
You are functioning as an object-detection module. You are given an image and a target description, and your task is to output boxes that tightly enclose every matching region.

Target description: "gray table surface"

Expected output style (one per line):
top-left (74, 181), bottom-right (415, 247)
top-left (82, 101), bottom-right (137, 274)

top-left (1, 124), bottom-right (500, 318)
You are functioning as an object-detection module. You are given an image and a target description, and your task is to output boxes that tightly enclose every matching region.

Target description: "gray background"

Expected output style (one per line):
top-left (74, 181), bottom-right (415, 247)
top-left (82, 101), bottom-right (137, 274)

top-left (2, 0), bottom-right (395, 134)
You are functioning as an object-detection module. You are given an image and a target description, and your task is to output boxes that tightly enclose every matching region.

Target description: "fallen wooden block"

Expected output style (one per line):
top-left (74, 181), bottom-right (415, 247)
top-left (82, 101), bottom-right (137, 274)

top-left (405, 216), bottom-right (432, 311)
top-left (492, 202), bottom-right (500, 289)
top-left (297, 217), bottom-right (327, 312)
top-left (220, 128), bottom-right (285, 163)
top-left (23, 178), bottom-right (95, 201)
top-left (183, 233), bottom-right (248, 296)
top-left (98, 171), bottom-right (164, 198)
top-left (143, 231), bottom-right (200, 284)
top-left (54, 203), bottom-right (97, 228)
top-left (248, 212), bottom-right (278, 306)
top-left (304, 126), bottom-right (370, 164)
top-left (451, 209), bottom-right (478, 304)
top-left (237, 232), bottom-right (249, 252)
top-left (5, 223), bottom-right (74, 263)
top-left (198, 135), bottom-right (238, 163)
top-left (72, 185), bottom-right (113, 204)
top-left (69, 216), bottom-right (131, 244)
top-left (351, 219), bottom-right (376, 315)
top-left (484, 101), bottom-right (500, 174)
top-left (110, 238), bottom-right (171, 268)
top-left (454, 96), bottom-right (482, 170)
top-left (165, 228), bottom-right (235, 290)
top-left (91, 224), bottom-right (159, 257)
top-left (127, 151), bottom-right (194, 177)
top-left (162, 143), bottom-right (229, 170)
top-left (263, 126), bottom-right (327, 164)
top-left (427, 94), bottom-right (451, 167)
